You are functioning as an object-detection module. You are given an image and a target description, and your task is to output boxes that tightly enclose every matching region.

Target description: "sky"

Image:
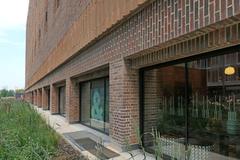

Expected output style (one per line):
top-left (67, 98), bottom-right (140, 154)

top-left (0, 0), bottom-right (29, 90)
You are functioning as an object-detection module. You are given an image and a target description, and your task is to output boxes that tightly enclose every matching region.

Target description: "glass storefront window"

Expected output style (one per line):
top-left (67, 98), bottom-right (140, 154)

top-left (143, 65), bottom-right (186, 158)
top-left (143, 52), bottom-right (240, 159)
top-left (80, 77), bottom-right (109, 134)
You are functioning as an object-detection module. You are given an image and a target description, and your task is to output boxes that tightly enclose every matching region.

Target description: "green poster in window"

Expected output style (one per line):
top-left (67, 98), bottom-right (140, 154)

top-left (91, 88), bottom-right (104, 121)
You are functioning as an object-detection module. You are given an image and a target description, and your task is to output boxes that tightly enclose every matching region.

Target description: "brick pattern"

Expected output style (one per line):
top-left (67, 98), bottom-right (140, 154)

top-left (33, 91), bottom-right (37, 105)
top-left (27, 0), bottom-right (240, 88)
top-left (26, 0), bottom-right (92, 86)
top-left (131, 22), bottom-right (240, 68)
top-left (42, 87), bottom-right (48, 110)
top-left (50, 84), bottom-right (58, 114)
top-left (25, 0), bottom-right (240, 147)
top-left (37, 89), bottom-right (42, 107)
top-left (143, 69), bottom-right (160, 146)
top-left (65, 78), bottom-right (80, 123)
top-left (26, 0), bottom-right (148, 88)
top-left (110, 59), bottom-right (139, 144)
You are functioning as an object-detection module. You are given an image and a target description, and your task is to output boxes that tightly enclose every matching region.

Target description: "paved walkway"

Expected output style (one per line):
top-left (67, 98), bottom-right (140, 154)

top-left (33, 106), bottom-right (155, 160)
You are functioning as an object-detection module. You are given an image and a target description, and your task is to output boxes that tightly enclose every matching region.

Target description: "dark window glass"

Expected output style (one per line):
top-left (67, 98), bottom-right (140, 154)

top-left (143, 52), bottom-right (240, 159)
top-left (80, 78), bottom-right (109, 134)
top-left (143, 65), bottom-right (186, 156)
top-left (81, 82), bottom-right (91, 125)
top-left (58, 86), bottom-right (66, 116)
top-left (188, 55), bottom-right (240, 159)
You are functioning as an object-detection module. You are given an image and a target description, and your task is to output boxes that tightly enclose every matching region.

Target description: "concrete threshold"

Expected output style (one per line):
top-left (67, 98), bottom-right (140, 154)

top-left (32, 105), bottom-right (155, 160)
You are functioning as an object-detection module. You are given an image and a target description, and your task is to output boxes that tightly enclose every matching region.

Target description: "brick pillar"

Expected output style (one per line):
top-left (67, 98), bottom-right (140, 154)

top-left (34, 90), bottom-right (37, 106)
top-left (110, 59), bottom-right (139, 147)
top-left (143, 69), bottom-right (160, 146)
top-left (42, 88), bottom-right (48, 110)
top-left (50, 84), bottom-right (58, 114)
top-left (31, 91), bottom-right (34, 104)
top-left (32, 91), bottom-right (34, 105)
top-left (36, 89), bottom-right (39, 106)
top-left (24, 92), bottom-right (28, 103)
top-left (29, 92), bottom-right (33, 104)
top-left (66, 78), bottom-right (80, 123)
top-left (37, 89), bottom-right (42, 108)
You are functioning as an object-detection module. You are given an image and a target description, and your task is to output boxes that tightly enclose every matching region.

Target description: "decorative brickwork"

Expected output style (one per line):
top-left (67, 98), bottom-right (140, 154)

top-left (109, 59), bottom-right (139, 144)
top-left (26, 0), bottom-right (149, 88)
top-left (42, 87), bottom-right (48, 110)
top-left (131, 22), bottom-right (240, 68)
top-left (50, 84), bottom-right (58, 114)
top-left (65, 78), bottom-right (80, 123)
top-left (36, 89), bottom-right (42, 107)
top-left (25, 0), bottom-right (240, 149)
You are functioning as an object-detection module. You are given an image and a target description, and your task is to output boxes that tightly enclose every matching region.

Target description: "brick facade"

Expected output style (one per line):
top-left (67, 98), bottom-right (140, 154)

top-left (25, 0), bottom-right (240, 149)
top-left (65, 78), bottom-right (79, 123)
top-left (42, 87), bottom-right (48, 110)
top-left (50, 84), bottom-right (58, 114)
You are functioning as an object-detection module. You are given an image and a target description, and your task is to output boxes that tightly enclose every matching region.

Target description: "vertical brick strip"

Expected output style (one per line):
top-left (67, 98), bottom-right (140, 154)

top-left (66, 78), bottom-right (80, 123)
top-left (38, 89), bottom-right (42, 108)
top-left (50, 84), bottom-right (58, 114)
top-left (110, 58), bottom-right (139, 146)
top-left (42, 87), bottom-right (48, 110)
top-left (36, 89), bottom-right (40, 107)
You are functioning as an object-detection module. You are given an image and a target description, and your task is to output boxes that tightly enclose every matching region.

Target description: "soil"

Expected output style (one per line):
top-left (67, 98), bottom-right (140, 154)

top-left (52, 139), bottom-right (89, 160)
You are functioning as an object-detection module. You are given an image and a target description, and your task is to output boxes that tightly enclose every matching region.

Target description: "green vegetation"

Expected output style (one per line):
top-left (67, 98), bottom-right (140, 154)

top-left (0, 89), bottom-right (15, 98)
top-left (0, 99), bottom-right (60, 160)
top-left (0, 88), bottom-right (25, 98)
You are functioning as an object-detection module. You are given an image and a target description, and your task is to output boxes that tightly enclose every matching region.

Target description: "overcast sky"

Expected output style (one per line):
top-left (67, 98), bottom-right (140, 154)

top-left (0, 0), bottom-right (29, 90)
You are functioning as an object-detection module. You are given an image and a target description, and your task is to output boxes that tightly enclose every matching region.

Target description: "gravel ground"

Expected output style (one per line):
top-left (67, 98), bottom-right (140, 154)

top-left (53, 139), bottom-right (89, 160)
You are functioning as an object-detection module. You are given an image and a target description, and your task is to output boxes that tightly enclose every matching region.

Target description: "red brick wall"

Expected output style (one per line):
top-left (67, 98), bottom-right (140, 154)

top-left (66, 78), bottom-right (80, 123)
top-left (42, 87), bottom-right (48, 110)
top-left (26, 0), bottom-right (149, 88)
top-left (25, 0), bottom-right (240, 148)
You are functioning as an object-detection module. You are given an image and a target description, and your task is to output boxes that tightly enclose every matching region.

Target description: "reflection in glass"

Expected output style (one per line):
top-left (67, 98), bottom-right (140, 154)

top-left (80, 78), bottom-right (109, 134)
top-left (143, 52), bottom-right (240, 159)
top-left (58, 86), bottom-right (66, 116)
top-left (81, 82), bottom-right (91, 125)
top-left (143, 65), bottom-right (186, 158)
top-left (188, 55), bottom-right (240, 159)
top-left (91, 79), bottom-right (105, 131)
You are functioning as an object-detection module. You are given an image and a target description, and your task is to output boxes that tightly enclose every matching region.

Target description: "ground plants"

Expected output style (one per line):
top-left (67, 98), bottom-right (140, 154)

top-left (0, 99), bottom-right (59, 160)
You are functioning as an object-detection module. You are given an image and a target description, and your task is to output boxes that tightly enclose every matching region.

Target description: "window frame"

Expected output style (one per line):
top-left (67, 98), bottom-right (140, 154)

top-left (139, 44), bottom-right (240, 155)
top-left (79, 76), bottom-right (109, 135)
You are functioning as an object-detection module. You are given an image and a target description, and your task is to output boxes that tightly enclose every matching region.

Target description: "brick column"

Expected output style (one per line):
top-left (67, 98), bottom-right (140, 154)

top-left (50, 84), bottom-right (58, 114)
top-left (42, 88), bottom-right (48, 110)
top-left (143, 69), bottom-right (160, 146)
top-left (34, 90), bottom-right (37, 106)
top-left (109, 59), bottom-right (139, 147)
top-left (37, 89), bottom-right (42, 108)
top-left (24, 92), bottom-right (32, 103)
top-left (31, 91), bottom-right (34, 104)
top-left (66, 78), bottom-right (80, 123)
top-left (36, 89), bottom-right (39, 106)
top-left (30, 92), bottom-right (33, 104)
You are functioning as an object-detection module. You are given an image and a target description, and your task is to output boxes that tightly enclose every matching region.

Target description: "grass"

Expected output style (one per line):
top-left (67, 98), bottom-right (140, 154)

top-left (0, 99), bottom-right (60, 160)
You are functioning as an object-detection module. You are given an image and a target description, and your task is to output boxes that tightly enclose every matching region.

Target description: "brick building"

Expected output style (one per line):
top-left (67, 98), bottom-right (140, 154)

top-left (25, 0), bottom-right (240, 159)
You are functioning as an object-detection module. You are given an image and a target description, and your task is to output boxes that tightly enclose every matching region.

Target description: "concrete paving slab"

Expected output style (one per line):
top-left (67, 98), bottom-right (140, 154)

top-left (33, 105), bottom-right (155, 160)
